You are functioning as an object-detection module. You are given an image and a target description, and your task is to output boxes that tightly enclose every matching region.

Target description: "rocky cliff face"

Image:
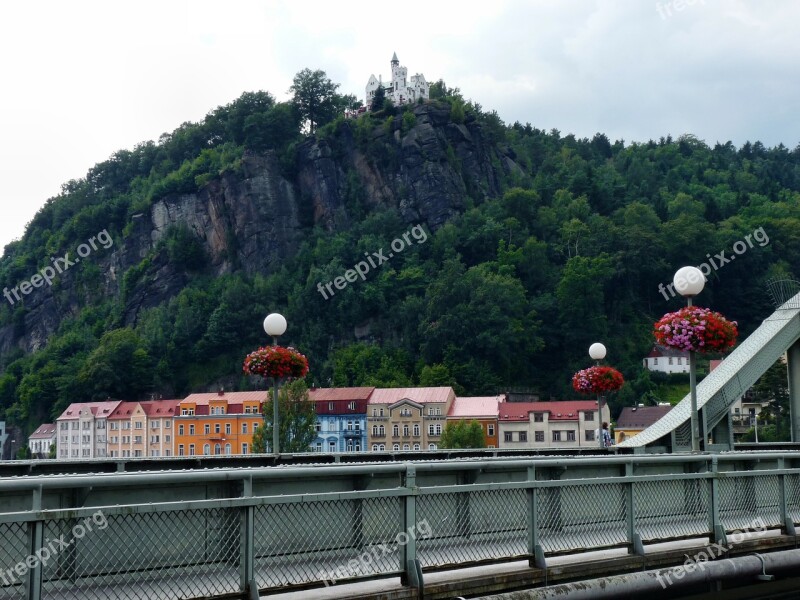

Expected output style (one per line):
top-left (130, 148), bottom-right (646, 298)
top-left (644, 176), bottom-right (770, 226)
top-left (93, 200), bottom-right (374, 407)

top-left (0, 104), bottom-right (519, 353)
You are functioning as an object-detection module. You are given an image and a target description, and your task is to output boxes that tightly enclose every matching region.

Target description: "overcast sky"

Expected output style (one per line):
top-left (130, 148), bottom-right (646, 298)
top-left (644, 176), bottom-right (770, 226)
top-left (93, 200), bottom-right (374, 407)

top-left (1, 0), bottom-right (798, 254)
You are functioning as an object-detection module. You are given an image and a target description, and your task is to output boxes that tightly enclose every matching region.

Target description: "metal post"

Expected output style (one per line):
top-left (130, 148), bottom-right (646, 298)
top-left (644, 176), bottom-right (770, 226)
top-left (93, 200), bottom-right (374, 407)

top-left (787, 339), bottom-right (800, 442)
top-left (688, 297), bottom-right (700, 453)
top-left (272, 335), bottom-right (280, 457)
top-left (597, 393), bottom-right (604, 449)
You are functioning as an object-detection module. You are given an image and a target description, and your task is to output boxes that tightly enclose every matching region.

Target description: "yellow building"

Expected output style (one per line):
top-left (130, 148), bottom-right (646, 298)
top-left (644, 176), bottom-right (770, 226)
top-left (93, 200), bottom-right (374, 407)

top-left (614, 405), bottom-right (672, 444)
top-left (367, 387), bottom-right (455, 451)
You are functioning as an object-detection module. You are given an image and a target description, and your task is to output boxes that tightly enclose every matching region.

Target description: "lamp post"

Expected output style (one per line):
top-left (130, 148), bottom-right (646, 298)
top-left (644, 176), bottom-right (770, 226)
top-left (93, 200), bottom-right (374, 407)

top-left (263, 313), bottom-right (287, 456)
top-left (589, 342), bottom-right (607, 449)
top-left (673, 266), bottom-right (705, 453)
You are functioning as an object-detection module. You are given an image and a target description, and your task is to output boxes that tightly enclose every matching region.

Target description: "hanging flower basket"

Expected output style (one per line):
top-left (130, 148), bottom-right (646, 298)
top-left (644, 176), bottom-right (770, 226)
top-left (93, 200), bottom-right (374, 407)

top-left (654, 306), bottom-right (738, 353)
top-left (572, 366), bottom-right (625, 394)
top-left (243, 345), bottom-right (309, 379)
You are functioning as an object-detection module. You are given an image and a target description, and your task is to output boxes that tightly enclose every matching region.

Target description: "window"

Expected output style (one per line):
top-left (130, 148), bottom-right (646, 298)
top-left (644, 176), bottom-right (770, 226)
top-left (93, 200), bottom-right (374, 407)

top-left (428, 443), bottom-right (437, 450)
top-left (204, 424), bottom-right (210, 434)
top-left (372, 425), bottom-right (378, 436)
top-left (552, 431), bottom-right (561, 442)
top-left (535, 431), bottom-right (544, 442)
top-left (488, 424), bottom-right (495, 436)
top-left (151, 420), bottom-right (160, 429)
top-left (179, 424), bottom-right (184, 435)
top-left (413, 443), bottom-right (420, 450)
top-left (435, 424), bottom-right (441, 435)
top-left (225, 443), bottom-right (231, 455)
top-left (165, 421), bottom-right (171, 429)
top-left (403, 425), bottom-right (409, 436)
top-left (379, 409), bottom-right (384, 417)
top-left (677, 358), bottom-right (682, 365)
top-left (372, 444), bottom-right (379, 451)
top-left (378, 444), bottom-right (385, 451)
top-left (504, 432), bottom-right (513, 442)
top-left (372, 409), bottom-right (377, 416)
top-left (150, 435), bottom-right (159, 443)
top-left (654, 358), bottom-right (658, 365)
top-left (329, 441), bottom-right (336, 452)
top-left (393, 424), bottom-right (399, 436)
top-left (567, 430), bottom-right (576, 442)
top-left (134, 450), bottom-right (142, 457)
top-left (348, 401), bottom-right (355, 410)
top-left (215, 424), bottom-right (220, 434)
top-left (668, 357), bottom-right (673, 365)
top-left (393, 444), bottom-right (400, 451)
top-left (135, 422), bottom-right (143, 429)
top-left (253, 422), bottom-right (259, 431)
top-left (214, 443), bottom-right (221, 455)
top-left (164, 450), bottom-right (171, 456)
top-left (519, 431), bottom-right (528, 442)
top-left (134, 436), bottom-right (142, 444)
top-left (203, 444), bottom-right (210, 455)
top-left (428, 424), bottom-right (435, 435)
top-left (189, 425), bottom-right (195, 435)
top-left (584, 411), bottom-right (594, 422)
top-left (316, 422), bottom-right (321, 432)
top-left (328, 402), bottom-right (334, 411)
top-left (242, 423), bottom-right (248, 434)
top-left (379, 425), bottom-right (385, 435)
top-left (110, 422), bottom-right (117, 430)
top-left (225, 423), bottom-right (231, 435)
top-left (413, 424), bottom-right (419, 436)
top-left (585, 430), bottom-right (595, 442)
top-left (403, 444), bottom-right (410, 450)
top-left (189, 444), bottom-right (195, 456)
top-left (178, 445), bottom-right (185, 456)
top-left (151, 450), bottom-right (159, 457)
top-left (355, 443), bottom-right (361, 451)
top-left (242, 443), bottom-right (248, 454)
top-left (534, 413), bottom-right (544, 422)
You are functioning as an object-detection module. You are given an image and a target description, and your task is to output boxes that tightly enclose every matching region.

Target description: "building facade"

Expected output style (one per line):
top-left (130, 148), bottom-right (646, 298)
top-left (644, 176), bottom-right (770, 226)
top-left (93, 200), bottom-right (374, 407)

top-left (365, 52), bottom-right (429, 108)
top-left (367, 387), bottom-right (455, 451)
top-left (614, 405), bottom-right (673, 444)
top-left (107, 400), bottom-right (180, 458)
top-left (28, 423), bottom-right (56, 458)
top-left (498, 401), bottom-right (610, 449)
top-left (174, 391), bottom-right (265, 456)
top-left (56, 401), bottom-right (121, 459)
top-left (309, 387), bottom-right (372, 453)
top-left (446, 396), bottom-right (503, 448)
top-left (643, 345), bottom-right (689, 374)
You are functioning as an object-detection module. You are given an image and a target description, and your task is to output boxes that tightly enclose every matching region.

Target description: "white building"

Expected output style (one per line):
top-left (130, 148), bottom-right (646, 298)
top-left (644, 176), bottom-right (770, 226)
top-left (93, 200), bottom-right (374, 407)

top-left (498, 401), bottom-right (610, 448)
top-left (56, 400), bottom-right (120, 460)
top-left (28, 423), bottom-right (57, 458)
top-left (365, 52), bottom-right (429, 109)
top-left (643, 345), bottom-right (689, 374)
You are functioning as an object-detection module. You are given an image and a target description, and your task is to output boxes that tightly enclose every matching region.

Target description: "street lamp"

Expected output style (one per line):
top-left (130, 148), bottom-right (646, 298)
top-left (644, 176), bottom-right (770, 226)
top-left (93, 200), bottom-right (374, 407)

top-left (264, 313), bottom-right (287, 456)
top-left (673, 266), bottom-right (705, 453)
top-left (589, 343), bottom-right (607, 449)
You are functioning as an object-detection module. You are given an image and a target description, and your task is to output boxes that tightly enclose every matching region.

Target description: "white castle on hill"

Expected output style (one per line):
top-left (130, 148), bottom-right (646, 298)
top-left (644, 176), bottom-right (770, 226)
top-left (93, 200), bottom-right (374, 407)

top-left (365, 52), bottom-right (430, 109)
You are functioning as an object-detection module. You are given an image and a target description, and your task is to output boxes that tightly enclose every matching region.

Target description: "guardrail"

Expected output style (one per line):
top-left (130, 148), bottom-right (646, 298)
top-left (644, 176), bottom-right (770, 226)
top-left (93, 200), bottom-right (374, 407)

top-left (1, 452), bottom-right (799, 600)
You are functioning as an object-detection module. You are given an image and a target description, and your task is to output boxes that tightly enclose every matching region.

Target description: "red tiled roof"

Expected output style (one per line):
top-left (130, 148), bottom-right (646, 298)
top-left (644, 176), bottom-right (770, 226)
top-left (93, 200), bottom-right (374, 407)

top-left (448, 396), bottom-right (502, 418)
top-left (368, 387), bottom-right (454, 405)
top-left (181, 391), bottom-right (267, 406)
top-left (107, 401), bottom-right (141, 419)
top-left (646, 345), bottom-right (688, 359)
top-left (58, 400), bottom-right (122, 420)
top-left (140, 400), bottom-right (181, 416)
top-left (308, 387), bottom-right (375, 402)
top-left (29, 423), bottom-right (56, 438)
top-left (498, 401), bottom-right (600, 421)
top-left (616, 406), bottom-right (673, 429)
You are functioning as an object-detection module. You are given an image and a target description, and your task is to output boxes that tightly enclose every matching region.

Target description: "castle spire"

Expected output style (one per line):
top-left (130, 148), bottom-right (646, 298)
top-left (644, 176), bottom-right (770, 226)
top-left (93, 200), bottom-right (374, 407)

top-left (391, 51), bottom-right (399, 65)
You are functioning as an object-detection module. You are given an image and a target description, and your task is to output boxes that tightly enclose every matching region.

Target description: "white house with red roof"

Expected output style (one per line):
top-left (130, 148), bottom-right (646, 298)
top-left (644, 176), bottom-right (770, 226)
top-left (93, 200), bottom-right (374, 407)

top-left (498, 400), bottom-right (610, 448)
top-left (367, 387), bottom-right (455, 451)
top-left (643, 345), bottom-right (689, 374)
top-left (28, 423), bottom-right (56, 458)
top-left (56, 400), bottom-right (121, 459)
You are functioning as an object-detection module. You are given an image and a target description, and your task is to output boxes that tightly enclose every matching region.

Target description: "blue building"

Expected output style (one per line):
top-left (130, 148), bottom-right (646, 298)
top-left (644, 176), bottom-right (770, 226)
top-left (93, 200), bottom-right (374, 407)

top-left (309, 387), bottom-right (372, 453)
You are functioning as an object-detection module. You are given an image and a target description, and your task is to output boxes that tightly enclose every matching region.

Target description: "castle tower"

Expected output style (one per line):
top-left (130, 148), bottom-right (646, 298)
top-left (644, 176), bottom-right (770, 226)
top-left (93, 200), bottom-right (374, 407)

top-left (390, 52), bottom-right (407, 101)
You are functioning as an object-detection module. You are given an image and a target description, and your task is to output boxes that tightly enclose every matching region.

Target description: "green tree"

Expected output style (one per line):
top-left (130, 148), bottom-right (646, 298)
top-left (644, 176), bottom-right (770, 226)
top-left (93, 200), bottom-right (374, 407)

top-left (440, 420), bottom-right (485, 449)
top-left (251, 380), bottom-right (316, 453)
top-left (370, 85), bottom-right (386, 112)
top-left (77, 328), bottom-right (154, 401)
top-left (290, 68), bottom-right (341, 134)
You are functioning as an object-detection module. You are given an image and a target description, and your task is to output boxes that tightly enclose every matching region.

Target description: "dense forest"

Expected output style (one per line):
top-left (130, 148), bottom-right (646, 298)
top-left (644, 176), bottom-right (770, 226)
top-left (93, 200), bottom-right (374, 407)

top-left (1, 70), bottom-right (799, 435)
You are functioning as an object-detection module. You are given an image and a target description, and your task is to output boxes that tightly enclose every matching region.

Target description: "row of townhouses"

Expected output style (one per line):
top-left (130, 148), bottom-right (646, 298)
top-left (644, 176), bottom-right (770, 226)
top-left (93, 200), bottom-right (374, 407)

top-left (38, 387), bottom-right (615, 460)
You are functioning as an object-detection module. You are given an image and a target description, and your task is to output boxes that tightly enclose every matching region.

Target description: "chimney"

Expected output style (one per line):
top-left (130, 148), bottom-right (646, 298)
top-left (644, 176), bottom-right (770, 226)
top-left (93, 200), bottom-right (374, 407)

top-left (218, 388), bottom-right (224, 396)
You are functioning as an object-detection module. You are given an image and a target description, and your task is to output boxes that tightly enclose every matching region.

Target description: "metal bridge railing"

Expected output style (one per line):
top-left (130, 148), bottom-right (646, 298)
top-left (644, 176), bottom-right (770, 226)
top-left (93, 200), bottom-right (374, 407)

top-left (0, 454), bottom-right (799, 599)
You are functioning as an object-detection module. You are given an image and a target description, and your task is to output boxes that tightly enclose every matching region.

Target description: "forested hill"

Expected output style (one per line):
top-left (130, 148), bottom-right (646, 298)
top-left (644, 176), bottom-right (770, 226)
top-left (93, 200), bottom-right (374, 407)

top-left (1, 74), bottom-right (800, 433)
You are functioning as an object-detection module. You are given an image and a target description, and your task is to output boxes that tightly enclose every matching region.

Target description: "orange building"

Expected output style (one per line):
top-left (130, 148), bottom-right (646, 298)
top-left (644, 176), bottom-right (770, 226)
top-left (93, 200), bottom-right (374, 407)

top-left (174, 391), bottom-right (267, 456)
top-left (446, 395), bottom-right (503, 448)
top-left (107, 400), bottom-right (180, 458)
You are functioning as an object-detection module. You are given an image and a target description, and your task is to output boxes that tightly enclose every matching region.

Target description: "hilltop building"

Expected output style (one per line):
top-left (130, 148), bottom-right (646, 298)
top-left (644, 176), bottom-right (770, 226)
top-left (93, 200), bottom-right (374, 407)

top-left (643, 345), bottom-right (689, 374)
top-left (365, 52), bottom-right (429, 109)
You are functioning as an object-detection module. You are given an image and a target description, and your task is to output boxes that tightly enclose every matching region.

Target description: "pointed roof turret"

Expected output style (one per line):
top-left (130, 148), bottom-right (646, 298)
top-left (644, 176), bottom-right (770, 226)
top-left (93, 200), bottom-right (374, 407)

top-left (391, 51), bottom-right (399, 64)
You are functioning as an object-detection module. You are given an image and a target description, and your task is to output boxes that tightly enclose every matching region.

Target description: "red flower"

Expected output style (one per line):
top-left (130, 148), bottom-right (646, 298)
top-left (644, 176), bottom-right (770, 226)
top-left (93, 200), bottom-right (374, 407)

top-left (572, 366), bottom-right (624, 394)
top-left (243, 345), bottom-right (309, 380)
top-left (654, 306), bottom-right (737, 354)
